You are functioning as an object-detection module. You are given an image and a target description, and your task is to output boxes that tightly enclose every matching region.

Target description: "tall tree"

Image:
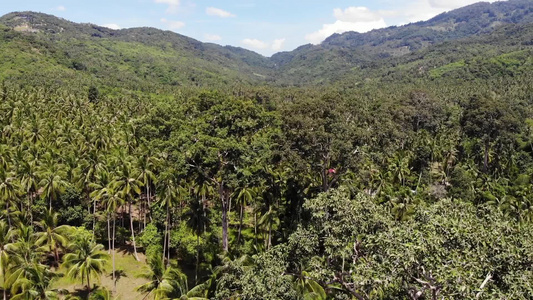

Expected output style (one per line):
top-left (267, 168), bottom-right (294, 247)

top-left (100, 186), bottom-right (123, 293)
top-left (0, 221), bottom-right (14, 300)
top-left (38, 162), bottom-right (67, 211)
top-left (184, 195), bottom-right (210, 284)
top-left (111, 153), bottom-right (142, 261)
top-left (34, 210), bottom-right (71, 267)
top-left (62, 236), bottom-right (109, 297)
top-left (136, 254), bottom-right (188, 300)
top-left (158, 176), bottom-right (179, 264)
top-left (461, 93), bottom-right (520, 173)
top-left (174, 92), bottom-right (278, 252)
top-left (0, 166), bottom-right (19, 227)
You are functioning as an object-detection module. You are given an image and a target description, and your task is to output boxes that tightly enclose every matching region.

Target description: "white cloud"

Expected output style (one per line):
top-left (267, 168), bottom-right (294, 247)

top-left (334, 7), bottom-right (382, 23)
top-left (271, 38), bottom-right (286, 51)
top-left (429, 0), bottom-right (489, 9)
top-left (102, 24), bottom-right (121, 30)
top-left (305, 0), bottom-right (506, 44)
top-left (205, 34), bottom-right (222, 41)
top-left (160, 18), bottom-right (185, 30)
top-left (306, 7), bottom-right (387, 44)
top-left (206, 7), bottom-right (236, 18)
top-left (242, 38), bottom-right (269, 50)
top-left (402, 0), bottom-right (505, 23)
top-left (56, 5), bottom-right (66, 11)
top-left (154, 0), bottom-right (180, 14)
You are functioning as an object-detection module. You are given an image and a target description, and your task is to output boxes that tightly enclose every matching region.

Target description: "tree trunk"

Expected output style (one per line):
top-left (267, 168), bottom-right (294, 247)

top-left (254, 211), bottom-right (258, 248)
top-left (5, 201), bottom-right (11, 228)
top-left (53, 242), bottom-right (59, 267)
top-left (268, 222), bottom-right (272, 250)
top-left (195, 234), bottom-right (200, 284)
top-left (129, 200), bottom-right (140, 261)
top-left (87, 272), bottom-right (91, 297)
top-left (322, 168), bottom-right (328, 192)
top-left (221, 192), bottom-right (229, 252)
top-left (144, 183), bottom-right (149, 229)
top-left (167, 217), bottom-right (171, 266)
top-left (150, 187), bottom-right (154, 222)
top-left (112, 215), bottom-right (116, 293)
top-left (107, 215), bottom-right (111, 254)
top-left (121, 205), bottom-right (125, 228)
top-left (29, 192), bottom-right (34, 224)
top-left (237, 204), bottom-right (244, 245)
top-left (483, 140), bottom-right (489, 173)
top-left (93, 198), bottom-right (97, 233)
top-left (163, 204), bottom-right (169, 263)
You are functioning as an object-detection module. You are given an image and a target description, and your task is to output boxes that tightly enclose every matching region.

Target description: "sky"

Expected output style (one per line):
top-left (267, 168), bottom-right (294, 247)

top-left (0, 0), bottom-right (505, 56)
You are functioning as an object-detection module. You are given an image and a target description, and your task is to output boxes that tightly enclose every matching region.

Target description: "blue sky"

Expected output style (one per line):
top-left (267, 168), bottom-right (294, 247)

top-left (0, 0), bottom-right (503, 56)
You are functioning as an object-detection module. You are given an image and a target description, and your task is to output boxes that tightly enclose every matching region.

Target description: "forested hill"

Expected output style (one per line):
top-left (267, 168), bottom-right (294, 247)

top-left (0, 0), bottom-right (532, 89)
top-left (271, 0), bottom-right (533, 84)
top-left (0, 11), bottom-right (276, 91)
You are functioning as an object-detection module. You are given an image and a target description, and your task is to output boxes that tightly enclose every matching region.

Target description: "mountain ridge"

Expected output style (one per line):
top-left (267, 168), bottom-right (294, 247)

top-left (0, 0), bottom-right (532, 87)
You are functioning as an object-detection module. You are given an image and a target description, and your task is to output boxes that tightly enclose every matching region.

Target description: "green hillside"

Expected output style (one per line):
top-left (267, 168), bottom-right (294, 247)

top-left (0, 0), bottom-right (532, 89)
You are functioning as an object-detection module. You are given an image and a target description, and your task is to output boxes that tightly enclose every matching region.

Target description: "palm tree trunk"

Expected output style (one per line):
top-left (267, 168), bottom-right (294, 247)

top-left (237, 204), bottom-right (244, 245)
top-left (145, 183), bottom-right (149, 229)
top-left (268, 222), bottom-right (272, 250)
top-left (150, 186), bottom-right (154, 223)
top-left (93, 199), bottom-right (97, 233)
top-left (129, 200), bottom-right (140, 261)
top-left (87, 272), bottom-right (91, 296)
top-left (163, 205), bottom-right (169, 262)
top-left (167, 219), bottom-right (171, 265)
top-left (484, 139), bottom-right (489, 173)
top-left (54, 242), bottom-right (59, 267)
top-left (254, 211), bottom-right (258, 248)
top-left (112, 214), bottom-right (116, 293)
top-left (29, 192), bottom-right (34, 224)
top-left (221, 192), bottom-right (229, 252)
top-left (195, 234), bottom-right (200, 284)
top-left (107, 215), bottom-right (111, 254)
top-left (5, 201), bottom-right (11, 228)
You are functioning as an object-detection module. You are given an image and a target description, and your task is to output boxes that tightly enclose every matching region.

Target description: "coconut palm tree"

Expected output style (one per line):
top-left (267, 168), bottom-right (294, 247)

top-left (258, 206), bottom-right (279, 251)
top-left (38, 161), bottom-right (67, 211)
top-left (0, 166), bottom-right (20, 227)
top-left (100, 186), bottom-right (123, 293)
top-left (7, 224), bottom-right (43, 266)
top-left (232, 186), bottom-right (255, 246)
top-left (62, 236), bottom-right (109, 297)
top-left (110, 154), bottom-right (142, 261)
top-left (34, 209), bottom-right (72, 267)
top-left (184, 197), bottom-right (210, 284)
top-left (136, 254), bottom-right (188, 300)
top-left (4, 224), bottom-right (48, 300)
top-left (136, 149), bottom-right (159, 229)
top-left (158, 177), bottom-right (180, 264)
top-left (18, 160), bottom-right (39, 223)
top-left (89, 167), bottom-right (111, 235)
top-left (0, 221), bottom-right (14, 300)
top-left (8, 263), bottom-right (62, 300)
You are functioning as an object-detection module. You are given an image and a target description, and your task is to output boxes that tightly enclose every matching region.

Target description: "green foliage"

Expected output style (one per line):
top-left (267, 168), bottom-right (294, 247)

top-left (0, 2), bottom-right (531, 299)
top-left (139, 223), bottom-right (162, 259)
